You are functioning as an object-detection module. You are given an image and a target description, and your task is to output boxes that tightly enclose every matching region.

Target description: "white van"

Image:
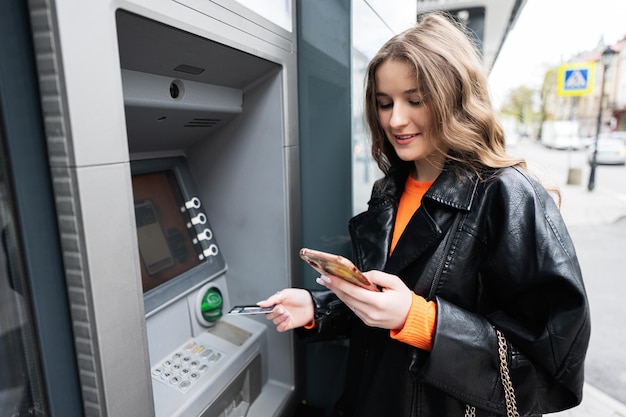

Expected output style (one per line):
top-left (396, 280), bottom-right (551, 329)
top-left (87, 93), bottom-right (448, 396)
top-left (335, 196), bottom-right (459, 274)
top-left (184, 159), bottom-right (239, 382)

top-left (540, 121), bottom-right (584, 150)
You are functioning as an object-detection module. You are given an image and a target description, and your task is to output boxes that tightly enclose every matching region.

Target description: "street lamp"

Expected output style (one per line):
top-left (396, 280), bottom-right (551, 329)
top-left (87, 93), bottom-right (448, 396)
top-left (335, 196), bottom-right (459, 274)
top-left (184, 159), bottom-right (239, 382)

top-left (588, 46), bottom-right (618, 191)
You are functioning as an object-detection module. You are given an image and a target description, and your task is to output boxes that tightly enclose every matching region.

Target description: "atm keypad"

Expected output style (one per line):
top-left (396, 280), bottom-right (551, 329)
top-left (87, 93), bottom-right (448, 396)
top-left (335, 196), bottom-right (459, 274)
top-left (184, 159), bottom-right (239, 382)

top-left (151, 339), bottom-right (225, 392)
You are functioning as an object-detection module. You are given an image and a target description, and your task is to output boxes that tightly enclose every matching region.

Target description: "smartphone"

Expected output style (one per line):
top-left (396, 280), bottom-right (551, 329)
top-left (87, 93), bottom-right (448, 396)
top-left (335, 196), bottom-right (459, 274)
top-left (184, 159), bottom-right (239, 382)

top-left (228, 305), bottom-right (275, 315)
top-left (299, 248), bottom-right (378, 291)
top-left (135, 199), bottom-right (175, 276)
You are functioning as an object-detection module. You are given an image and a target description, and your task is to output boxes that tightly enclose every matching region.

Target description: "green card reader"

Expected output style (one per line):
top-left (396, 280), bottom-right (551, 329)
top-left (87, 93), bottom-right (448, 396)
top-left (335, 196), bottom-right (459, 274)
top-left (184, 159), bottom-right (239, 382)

top-left (197, 287), bottom-right (223, 326)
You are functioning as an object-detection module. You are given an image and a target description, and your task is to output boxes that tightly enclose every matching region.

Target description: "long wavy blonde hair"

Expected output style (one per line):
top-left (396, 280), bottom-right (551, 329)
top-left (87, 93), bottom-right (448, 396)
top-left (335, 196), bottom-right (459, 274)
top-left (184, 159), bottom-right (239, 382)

top-left (365, 12), bottom-right (526, 181)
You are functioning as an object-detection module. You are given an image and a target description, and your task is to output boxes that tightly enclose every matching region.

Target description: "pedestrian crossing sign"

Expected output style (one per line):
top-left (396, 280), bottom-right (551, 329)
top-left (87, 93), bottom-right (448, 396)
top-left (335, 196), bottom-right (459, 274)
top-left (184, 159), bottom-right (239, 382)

top-left (557, 62), bottom-right (595, 96)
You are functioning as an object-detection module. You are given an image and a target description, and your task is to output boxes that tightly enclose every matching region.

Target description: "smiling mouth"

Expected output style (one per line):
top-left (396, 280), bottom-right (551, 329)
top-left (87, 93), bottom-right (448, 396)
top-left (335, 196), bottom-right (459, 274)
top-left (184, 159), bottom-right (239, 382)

top-left (395, 133), bottom-right (419, 141)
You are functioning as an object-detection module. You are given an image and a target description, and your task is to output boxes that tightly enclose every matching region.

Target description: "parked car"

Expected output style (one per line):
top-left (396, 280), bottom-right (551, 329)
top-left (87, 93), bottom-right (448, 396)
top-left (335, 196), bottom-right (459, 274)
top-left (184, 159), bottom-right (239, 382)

top-left (608, 131), bottom-right (626, 144)
top-left (587, 133), bottom-right (626, 165)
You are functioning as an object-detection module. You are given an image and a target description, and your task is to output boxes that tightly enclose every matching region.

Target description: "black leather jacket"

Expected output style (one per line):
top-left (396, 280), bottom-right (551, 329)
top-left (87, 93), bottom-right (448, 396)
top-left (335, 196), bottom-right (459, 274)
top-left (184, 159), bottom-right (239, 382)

top-left (300, 164), bottom-right (591, 417)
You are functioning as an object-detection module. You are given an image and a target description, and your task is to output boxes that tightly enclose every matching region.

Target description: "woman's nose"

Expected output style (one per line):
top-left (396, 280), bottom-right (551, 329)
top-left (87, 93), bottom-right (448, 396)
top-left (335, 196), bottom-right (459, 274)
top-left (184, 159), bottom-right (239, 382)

top-left (389, 104), bottom-right (409, 128)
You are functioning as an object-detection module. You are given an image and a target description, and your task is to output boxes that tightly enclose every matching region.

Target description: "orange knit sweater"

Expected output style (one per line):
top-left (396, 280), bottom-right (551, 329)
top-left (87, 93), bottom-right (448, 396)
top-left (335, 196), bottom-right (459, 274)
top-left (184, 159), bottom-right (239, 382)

top-left (389, 176), bottom-right (436, 351)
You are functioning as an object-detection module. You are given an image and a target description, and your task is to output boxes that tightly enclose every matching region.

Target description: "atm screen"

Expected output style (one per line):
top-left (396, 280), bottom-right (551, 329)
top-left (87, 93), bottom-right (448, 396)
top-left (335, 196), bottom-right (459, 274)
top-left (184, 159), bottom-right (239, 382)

top-left (132, 171), bottom-right (201, 293)
top-left (130, 157), bottom-right (226, 313)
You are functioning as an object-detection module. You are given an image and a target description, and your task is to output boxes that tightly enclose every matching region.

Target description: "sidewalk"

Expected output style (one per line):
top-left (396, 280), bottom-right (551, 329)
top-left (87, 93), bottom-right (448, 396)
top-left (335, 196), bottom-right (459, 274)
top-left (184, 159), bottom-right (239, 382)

top-left (550, 383), bottom-right (626, 417)
top-left (558, 178), bottom-right (626, 228)
top-left (520, 142), bottom-right (626, 228)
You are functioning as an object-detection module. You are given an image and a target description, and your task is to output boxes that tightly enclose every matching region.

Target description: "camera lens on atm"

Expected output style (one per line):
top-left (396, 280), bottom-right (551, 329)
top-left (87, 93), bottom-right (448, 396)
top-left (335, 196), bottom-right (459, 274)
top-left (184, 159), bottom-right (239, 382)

top-left (170, 80), bottom-right (184, 99)
top-left (170, 82), bottom-right (179, 98)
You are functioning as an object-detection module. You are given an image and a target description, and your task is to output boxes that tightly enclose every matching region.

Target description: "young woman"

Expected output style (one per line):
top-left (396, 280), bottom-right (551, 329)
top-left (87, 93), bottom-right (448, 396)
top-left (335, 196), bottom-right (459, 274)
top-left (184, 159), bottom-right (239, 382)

top-left (259, 12), bottom-right (590, 417)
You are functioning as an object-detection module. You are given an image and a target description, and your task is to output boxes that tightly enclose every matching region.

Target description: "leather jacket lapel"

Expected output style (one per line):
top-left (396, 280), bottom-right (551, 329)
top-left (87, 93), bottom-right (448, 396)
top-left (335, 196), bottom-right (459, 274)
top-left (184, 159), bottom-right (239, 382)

top-left (387, 167), bottom-right (477, 274)
top-left (351, 165), bottom-right (478, 277)
top-left (385, 205), bottom-right (447, 274)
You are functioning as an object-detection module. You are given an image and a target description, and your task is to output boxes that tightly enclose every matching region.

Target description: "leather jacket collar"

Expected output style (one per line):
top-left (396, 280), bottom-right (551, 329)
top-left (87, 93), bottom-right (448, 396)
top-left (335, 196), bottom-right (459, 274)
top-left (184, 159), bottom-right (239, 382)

top-left (351, 164), bottom-right (479, 276)
top-left (371, 164), bottom-right (479, 211)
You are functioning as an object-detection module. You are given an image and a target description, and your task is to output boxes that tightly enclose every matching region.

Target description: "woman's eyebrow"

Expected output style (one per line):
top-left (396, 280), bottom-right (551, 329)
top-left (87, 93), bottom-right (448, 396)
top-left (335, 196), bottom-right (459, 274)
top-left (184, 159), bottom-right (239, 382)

top-left (375, 88), bottom-right (420, 97)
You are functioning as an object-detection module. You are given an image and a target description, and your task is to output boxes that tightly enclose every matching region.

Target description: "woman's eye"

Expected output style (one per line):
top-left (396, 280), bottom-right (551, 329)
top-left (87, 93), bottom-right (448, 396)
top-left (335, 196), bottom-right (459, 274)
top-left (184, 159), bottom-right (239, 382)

top-left (377, 102), bottom-right (392, 109)
top-left (409, 100), bottom-right (423, 106)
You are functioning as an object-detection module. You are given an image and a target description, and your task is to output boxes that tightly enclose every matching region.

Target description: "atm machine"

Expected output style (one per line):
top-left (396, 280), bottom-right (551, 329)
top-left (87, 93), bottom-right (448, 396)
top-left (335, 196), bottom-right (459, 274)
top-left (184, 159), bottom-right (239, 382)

top-left (118, 6), bottom-right (300, 417)
top-left (129, 155), bottom-right (270, 417)
top-left (23, 1), bottom-right (301, 416)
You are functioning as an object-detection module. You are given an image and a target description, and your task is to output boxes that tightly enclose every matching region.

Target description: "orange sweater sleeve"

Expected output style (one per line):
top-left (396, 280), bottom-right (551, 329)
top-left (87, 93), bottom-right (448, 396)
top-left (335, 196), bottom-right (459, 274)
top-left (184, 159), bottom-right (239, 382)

top-left (390, 292), bottom-right (436, 351)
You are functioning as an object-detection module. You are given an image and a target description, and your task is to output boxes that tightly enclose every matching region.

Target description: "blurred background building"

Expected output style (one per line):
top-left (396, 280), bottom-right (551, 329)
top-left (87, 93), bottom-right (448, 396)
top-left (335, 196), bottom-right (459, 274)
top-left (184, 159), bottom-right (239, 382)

top-left (543, 37), bottom-right (626, 137)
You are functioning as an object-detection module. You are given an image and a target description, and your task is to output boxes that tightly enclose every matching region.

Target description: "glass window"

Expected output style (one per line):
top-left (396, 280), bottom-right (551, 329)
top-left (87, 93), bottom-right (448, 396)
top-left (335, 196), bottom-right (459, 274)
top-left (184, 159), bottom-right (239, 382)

top-left (0, 128), bottom-right (46, 416)
top-left (351, 1), bottom-right (417, 215)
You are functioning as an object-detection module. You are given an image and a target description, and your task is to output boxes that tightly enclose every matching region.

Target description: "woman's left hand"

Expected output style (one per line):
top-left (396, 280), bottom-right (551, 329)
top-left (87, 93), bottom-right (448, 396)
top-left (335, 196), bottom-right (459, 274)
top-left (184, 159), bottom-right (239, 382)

top-left (317, 270), bottom-right (413, 330)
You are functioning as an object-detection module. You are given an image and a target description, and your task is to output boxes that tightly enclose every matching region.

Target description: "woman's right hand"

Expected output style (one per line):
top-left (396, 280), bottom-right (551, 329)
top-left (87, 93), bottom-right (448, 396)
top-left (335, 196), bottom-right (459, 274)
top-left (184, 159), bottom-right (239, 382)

top-left (257, 288), bottom-right (314, 332)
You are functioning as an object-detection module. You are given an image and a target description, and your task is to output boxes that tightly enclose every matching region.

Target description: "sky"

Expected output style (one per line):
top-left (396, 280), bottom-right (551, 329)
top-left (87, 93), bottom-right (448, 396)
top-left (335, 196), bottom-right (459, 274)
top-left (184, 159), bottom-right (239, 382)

top-left (488, 0), bottom-right (626, 107)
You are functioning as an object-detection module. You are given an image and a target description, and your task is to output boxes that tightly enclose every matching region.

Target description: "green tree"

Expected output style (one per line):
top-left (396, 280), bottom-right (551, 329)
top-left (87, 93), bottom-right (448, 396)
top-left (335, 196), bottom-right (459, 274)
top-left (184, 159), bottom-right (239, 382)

top-left (536, 67), bottom-right (559, 140)
top-left (500, 86), bottom-right (535, 124)
top-left (499, 85), bottom-right (539, 137)
top-left (539, 67), bottom-right (559, 121)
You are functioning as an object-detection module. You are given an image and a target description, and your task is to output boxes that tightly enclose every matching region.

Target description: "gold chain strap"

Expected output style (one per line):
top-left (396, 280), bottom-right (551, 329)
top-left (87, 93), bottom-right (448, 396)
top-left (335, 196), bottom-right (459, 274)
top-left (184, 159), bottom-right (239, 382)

top-left (497, 330), bottom-right (519, 417)
top-left (464, 330), bottom-right (519, 417)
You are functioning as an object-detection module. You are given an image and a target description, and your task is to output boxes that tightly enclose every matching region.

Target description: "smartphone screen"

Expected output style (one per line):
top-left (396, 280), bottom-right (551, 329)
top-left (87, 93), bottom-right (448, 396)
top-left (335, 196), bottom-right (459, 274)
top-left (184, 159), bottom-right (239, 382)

top-left (135, 200), bottom-right (175, 276)
top-left (299, 248), bottom-right (379, 291)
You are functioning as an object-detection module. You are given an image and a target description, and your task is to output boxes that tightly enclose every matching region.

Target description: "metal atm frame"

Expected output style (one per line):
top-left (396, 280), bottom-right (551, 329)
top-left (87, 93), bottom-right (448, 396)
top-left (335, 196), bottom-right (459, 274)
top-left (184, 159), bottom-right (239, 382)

top-left (27, 0), bottom-right (301, 416)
